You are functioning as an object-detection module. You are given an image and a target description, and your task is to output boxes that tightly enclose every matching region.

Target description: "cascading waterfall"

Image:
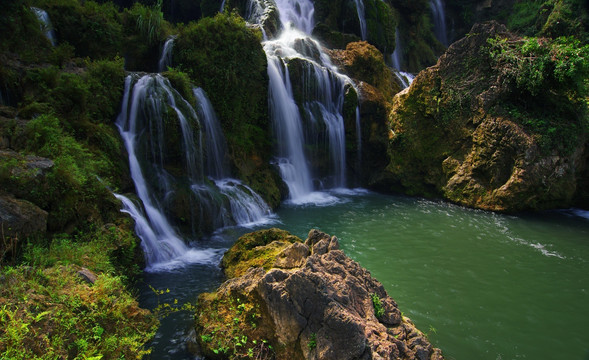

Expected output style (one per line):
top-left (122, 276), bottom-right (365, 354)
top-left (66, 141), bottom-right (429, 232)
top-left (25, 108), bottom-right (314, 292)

top-left (115, 74), bottom-right (271, 269)
top-left (391, 28), bottom-right (415, 89)
top-left (192, 87), bottom-right (272, 224)
top-left (353, 0), bottom-right (367, 40)
top-left (257, 0), bottom-right (357, 204)
top-left (430, 0), bottom-right (448, 46)
top-left (31, 7), bottom-right (56, 46)
top-left (158, 35), bottom-right (176, 72)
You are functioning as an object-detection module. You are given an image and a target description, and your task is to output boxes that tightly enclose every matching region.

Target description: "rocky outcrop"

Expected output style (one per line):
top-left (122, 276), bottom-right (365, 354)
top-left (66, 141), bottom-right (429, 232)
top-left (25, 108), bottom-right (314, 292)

top-left (0, 193), bottom-right (47, 259)
top-left (191, 228), bottom-right (443, 360)
top-left (381, 21), bottom-right (589, 211)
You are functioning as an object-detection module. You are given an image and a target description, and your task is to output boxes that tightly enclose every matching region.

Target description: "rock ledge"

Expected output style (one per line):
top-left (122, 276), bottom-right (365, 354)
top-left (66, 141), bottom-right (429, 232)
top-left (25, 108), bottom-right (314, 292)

top-left (190, 228), bottom-right (443, 360)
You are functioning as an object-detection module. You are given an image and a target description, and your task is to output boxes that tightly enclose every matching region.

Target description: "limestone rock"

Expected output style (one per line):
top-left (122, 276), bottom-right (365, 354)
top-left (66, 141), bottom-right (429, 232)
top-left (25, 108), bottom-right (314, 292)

top-left (383, 21), bottom-right (589, 211)
top-left (193, 229), bottom-right (444, 360)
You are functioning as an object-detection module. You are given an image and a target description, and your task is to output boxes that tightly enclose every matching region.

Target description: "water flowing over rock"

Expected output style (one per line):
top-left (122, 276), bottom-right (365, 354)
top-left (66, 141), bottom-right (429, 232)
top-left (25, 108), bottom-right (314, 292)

top-left (115, 74), bottom-right (271, 269)
top-left (429, 0), bottom-right (448, 46)
top-left (191, 228), bottom-right (444, 360)
top-left (31, 7), bottom-right (56, 46)
top-left (158, 35), bottom-right (176, 72)
top-left (252, 0), bottom-right (358, 204)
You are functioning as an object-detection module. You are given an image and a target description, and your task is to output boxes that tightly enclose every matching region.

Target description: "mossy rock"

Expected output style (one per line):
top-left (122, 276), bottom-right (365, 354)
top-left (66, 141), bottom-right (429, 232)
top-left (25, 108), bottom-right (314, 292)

top-left (222, 228), bottom-right (302, 278)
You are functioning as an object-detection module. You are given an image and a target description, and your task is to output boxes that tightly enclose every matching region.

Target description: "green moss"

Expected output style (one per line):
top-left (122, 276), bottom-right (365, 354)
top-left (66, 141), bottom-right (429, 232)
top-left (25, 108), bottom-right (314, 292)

top-left (222, 228), bottom-right (301, 278)
top-left (175, 11), bottom-right (268, 156)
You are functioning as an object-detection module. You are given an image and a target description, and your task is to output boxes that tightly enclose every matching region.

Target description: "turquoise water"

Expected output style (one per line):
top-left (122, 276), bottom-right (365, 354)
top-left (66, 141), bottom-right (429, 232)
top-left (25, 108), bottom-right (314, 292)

top-left (140, 191), bottom-right (589, 360)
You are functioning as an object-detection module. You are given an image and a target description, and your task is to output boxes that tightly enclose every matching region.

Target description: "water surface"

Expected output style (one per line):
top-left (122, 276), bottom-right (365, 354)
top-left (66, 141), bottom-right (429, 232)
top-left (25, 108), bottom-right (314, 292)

top-left (140, 192), bottom-right (589, 360)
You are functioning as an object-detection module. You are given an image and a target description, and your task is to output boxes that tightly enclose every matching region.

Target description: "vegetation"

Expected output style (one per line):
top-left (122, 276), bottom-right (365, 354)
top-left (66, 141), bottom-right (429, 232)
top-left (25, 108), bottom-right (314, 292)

top-left (371, 293), bottom-right (385, 318)
top-left (0, 223), bottom-right (157, 359)
top-left (488, 35), bottom-right (589, 154)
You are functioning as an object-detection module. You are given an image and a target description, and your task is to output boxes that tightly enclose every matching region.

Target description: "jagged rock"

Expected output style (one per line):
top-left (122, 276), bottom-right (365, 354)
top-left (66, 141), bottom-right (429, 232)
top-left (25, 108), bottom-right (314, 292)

top-left (382, 21), bottom-right (589, 211)
top-left (193, 229), bottom-right (444, 360)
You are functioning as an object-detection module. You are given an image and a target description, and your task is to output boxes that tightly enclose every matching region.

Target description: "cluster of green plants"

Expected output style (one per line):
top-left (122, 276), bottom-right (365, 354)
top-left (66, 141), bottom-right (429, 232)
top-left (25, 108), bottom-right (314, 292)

top-left (196, 293), bottom-right (275, 359)
top-left (0, 223), bottom-right (156, 359)
top-left (370, 293), bottom-right (385, 318)
top-left (488, 35), bottom-right (589, 154)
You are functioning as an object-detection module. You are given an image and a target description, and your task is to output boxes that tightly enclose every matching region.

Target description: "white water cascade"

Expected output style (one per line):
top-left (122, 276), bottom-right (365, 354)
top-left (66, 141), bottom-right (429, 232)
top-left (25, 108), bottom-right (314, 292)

top-left (353, 0), bottom-right (367, 40)
top-left (158, 35), bottom-right (176, 72)
top-left (391, 28), bottom-right (415, 89)
top-left (257, 0), bottom-right (357, 204)
top-left (31, 7), bottom-right (56, 46)
top-left (430, 0), bottom-right (448, 46)
top-left (115, 74), bottom-right (271, 269)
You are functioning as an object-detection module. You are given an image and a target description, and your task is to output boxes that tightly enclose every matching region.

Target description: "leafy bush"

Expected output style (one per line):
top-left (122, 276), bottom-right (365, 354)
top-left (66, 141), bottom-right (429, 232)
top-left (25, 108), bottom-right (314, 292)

top-left (488, 35), bottom-right (589, 154)
top-left (34, 0), bottom-right (124, 59)
top-left (128, 0), bottom-right (164, 45)
top-left (0, 264), bottom-right (157, 359)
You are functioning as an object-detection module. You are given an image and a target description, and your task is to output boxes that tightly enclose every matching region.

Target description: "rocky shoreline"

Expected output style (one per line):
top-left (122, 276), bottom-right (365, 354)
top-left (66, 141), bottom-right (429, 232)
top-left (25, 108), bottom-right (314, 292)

top-left (189, 228), bottom-right (443, 360)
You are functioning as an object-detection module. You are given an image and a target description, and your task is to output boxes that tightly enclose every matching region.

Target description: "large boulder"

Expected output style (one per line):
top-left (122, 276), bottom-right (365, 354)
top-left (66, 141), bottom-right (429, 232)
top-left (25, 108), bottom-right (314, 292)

top-left (0, 193), bottom-right (47, 260)
top-left (382, 21), bottom-right (589, 212)
top-left (190, 228), bottom-right (444, 360)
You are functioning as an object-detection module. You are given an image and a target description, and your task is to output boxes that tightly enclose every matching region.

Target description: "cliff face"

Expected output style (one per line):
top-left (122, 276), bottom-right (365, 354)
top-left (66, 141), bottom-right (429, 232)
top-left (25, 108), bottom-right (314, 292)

top-left (381, 21), bottom-right (588, 212)
top-left (191, 228), bottom-right (443, 360)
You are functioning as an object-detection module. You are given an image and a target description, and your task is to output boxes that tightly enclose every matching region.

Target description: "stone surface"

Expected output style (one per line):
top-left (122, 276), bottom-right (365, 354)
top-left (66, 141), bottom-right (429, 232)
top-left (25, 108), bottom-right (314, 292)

top-left (382, 21), bottom-right (588, 212)
top-left (0, 193), bottom-right (47, 259)
top-left (193, 229), bottom-right (444, 360)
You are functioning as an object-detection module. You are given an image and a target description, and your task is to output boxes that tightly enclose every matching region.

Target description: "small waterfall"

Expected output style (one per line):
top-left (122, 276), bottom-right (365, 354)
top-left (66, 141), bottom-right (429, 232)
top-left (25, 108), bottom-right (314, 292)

top-left (254, 0), bottom-right (355, 204)
top-left (220, 0), bottom-right (226, 12)
top-left (116, 74), bottom-right (271, 269)
top-left (353, 0), bottom-right (367, 40)
top-left (193, 87), bottom-right (229, 179)
top-left (430, 0), bottom-right (448, 46)
top-left (394, 71), bottom-right (415, 89)
top-left (31, 7), bottom-right (56, 46)
top-left (158, 35), bottom-right (176, 72)
top-left (391, 28), bottom-right (403, 70)
top-left (274, 0), bottom-right (315, 35)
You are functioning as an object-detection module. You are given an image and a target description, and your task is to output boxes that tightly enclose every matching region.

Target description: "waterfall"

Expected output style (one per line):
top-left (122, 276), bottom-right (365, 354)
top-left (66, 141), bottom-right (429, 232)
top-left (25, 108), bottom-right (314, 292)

top-left (193, 88), bottom-right (229, 179)
top-left (394, 71), bottom-right (415, 89)
top-left (253, 0), bottom-right (356, 204)
top-left (430, 0), bottom-right (448, 46)
top-left (31, 7), bottom-right (56, 46)
top-left (353, 0), bottom-right (367, 40)
top-left (158, 35), bottom-right (176, 72)
top-left (391, 28), bottom-right (403, 70)
top-left (116, 74), bottom-right (272, 269)
top-left (220, 0), bottom-right (226, 12)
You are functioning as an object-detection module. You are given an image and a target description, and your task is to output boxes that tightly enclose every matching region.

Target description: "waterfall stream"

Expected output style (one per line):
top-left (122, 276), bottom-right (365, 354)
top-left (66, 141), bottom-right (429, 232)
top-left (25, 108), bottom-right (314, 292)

top-left (158, 36), bottom-right (176, 72)
top-left (31, 7), bottom-right (56, 46)
top-left (353, 0), bottom-right (367, 40)
top-left (253, 0), bottom-right (357, 204)
top-left (115, 74), bottom-right (272, 270)
top-left (430, 0), bottom-right (448, 46)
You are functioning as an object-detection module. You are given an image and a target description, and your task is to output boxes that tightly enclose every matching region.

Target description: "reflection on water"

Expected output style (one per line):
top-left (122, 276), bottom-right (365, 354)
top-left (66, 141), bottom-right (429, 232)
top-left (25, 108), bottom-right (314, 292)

top-left (139, 192), bottom-right (589, 360)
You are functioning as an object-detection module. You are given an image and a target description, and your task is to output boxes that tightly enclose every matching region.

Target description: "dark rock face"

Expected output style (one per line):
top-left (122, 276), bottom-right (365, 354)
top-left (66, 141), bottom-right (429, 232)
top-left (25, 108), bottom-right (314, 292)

top-left (192, 229), bottom-right (443, 360)
top-left (0, 193), bottom-right (47, 259)
top-left (382, 21), bottom-right (588, 212)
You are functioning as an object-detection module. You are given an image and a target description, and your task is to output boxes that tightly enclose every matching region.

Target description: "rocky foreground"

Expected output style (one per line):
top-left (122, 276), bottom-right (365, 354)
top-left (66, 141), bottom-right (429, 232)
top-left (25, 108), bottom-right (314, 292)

top-left (189, 228), bottom-right (443, 360)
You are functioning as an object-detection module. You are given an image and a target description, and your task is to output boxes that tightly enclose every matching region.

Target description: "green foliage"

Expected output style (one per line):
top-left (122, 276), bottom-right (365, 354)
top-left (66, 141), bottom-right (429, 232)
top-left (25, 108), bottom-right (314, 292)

top-left (164, 68), bottom-right (196, 104)
top-left (507, 0), bottom-right (545, 36)
top-left (489, 35), bottom-right (589, 154)
top-left (307, 333), bottom-right (317, 350)
top-left (489, 35), bottom-right (589, 96)
top-left (175, 11), bottom-right (268, 156)
top-left (371, 293), bottom-right (385, 318)
top-left (33, 0), bottom-right (124, 59)
top-left (0, 1), bottom-right (52, 61)
top-left (0, 264), bottom-right (157, 359)
top-left (128, 0), bottom-right (164, 45)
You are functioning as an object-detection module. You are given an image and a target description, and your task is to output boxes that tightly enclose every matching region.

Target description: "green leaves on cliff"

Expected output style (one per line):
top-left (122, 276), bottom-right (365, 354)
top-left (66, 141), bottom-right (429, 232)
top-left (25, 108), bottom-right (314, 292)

top-left (489, 35), bottom-right (589, 97)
